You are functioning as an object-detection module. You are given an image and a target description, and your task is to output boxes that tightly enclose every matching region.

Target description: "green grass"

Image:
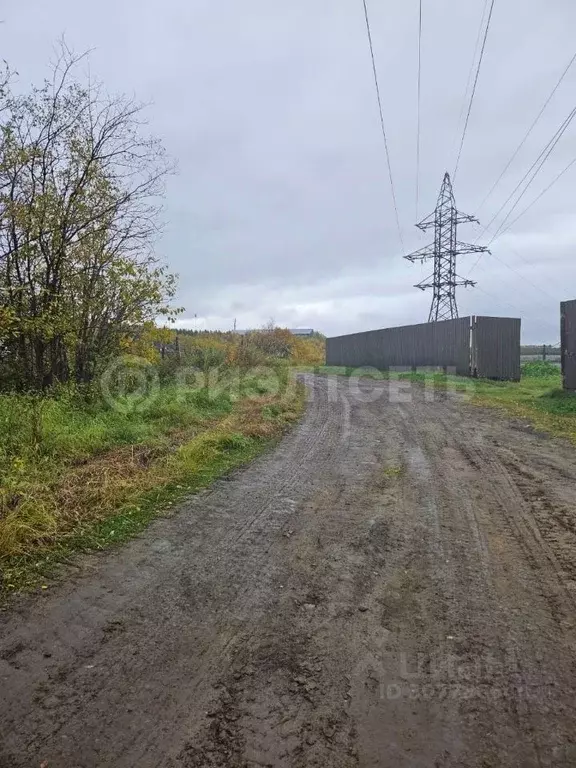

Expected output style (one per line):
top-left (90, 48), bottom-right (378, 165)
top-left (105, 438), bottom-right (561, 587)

top-left (1, 425), bottom-right (271, 594)
top-left (0, 368), bottom-right (306, 596)
top-left (382, 465), bottom-right (403, 479)
top-left (465, 366), bottom-right (576, 440)
top-left (0, 385), bottom-right (232, 473)
top-left (300, 364), bottom-right (388, 378)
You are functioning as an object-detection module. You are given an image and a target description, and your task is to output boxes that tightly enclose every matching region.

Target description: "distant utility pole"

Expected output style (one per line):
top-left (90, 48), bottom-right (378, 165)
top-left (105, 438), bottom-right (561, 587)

top-left (404, 172), bottom-right (490, 322)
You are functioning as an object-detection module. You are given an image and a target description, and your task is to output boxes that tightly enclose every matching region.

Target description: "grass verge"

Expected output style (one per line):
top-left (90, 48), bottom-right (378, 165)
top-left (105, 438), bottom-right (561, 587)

top-left (465, 367), bottom-right (576, 443)
top-left (0, 372), bottom-right (306, 597)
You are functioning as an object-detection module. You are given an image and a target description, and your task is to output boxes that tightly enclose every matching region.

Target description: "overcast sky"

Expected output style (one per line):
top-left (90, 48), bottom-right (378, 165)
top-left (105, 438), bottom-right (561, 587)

top-left (3, 0), bottom-right (575, 342)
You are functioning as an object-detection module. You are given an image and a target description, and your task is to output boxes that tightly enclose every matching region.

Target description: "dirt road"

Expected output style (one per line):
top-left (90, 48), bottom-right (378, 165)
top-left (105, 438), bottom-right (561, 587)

top-left (2, 374), bottom-right (576, 767)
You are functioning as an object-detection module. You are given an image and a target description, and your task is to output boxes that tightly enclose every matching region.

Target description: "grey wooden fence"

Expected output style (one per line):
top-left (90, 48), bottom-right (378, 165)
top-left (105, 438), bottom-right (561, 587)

top-left (561, 300), bottom-right (576, 390)
top-left (326, 317), bottom-right (471, 375)
top-left (472, 316), bottom-right (521, 381)
top-left (326, 315), bottom-right (521, 380)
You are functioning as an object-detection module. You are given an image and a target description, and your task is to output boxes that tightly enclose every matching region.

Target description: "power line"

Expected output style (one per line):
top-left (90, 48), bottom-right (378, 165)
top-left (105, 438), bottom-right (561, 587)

top-left (465, 214), bottom-right (574, 326)
top-left (468, 74), bottom-right (576, 289)
top-left (466, 219), bottom-right (573, 314)
top-left (495, 155), bottom-right (576, 237)
top-left (361, 0), bottom-right (405, 251)
top-left (486, 105), bottom-right (576, 244)
top-left (506, 244), bottom-right (571, 303)
top-left (415, 0), bottom-right (423, 220)
top-left (490, 252), bottom-right (558, 304)
top-left (472, 104), bottom-right (576, 254)
top-left (468, 107), bottom-right (576, 272)
top-left (451, 0), bottom-right (491, 158)
top-left (467, 238), bottom-right (565, 311)
top-left (477, 48), bottom-right (576, 213)
top-left (470, 250), bottom-right (560, 311)
top-left (453, 0), bottom-right (497, 181)
top-left (475, 226), bottom-right (574, 309)
top-left (469, 251), bottom-right (551, 301)
top-left (473, 284), bottom-right (559, 334)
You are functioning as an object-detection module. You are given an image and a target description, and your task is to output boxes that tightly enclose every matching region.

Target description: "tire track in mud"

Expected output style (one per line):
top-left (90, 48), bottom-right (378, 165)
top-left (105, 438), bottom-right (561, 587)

top-left (455, 439), bottom-right (576, 765)
top-left (0, 375), bottom-right (352, 768)
top-left (412, 398), bottom-right (576, 766)
top-left (335, 382), bottom-right (576, 767)
top-left (2, 376), bottom-right (576, 767)
top-left (457, 439), bottom-right (576, 619)
top-left (185, 376), bottom-right (349, 563)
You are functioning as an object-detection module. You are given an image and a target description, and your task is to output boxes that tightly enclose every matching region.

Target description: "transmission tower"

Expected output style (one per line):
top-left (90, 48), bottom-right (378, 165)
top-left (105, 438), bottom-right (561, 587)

top-left (404, 172), bottom-right (490, 322)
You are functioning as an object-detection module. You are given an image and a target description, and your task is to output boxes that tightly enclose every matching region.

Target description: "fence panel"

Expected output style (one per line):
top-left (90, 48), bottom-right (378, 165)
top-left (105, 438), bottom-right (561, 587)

top-left (326, 315), bottom-right (521, 380)
top-left (473, 316), bottom-right (521, 381)
top-left (326, 317), bottom-right (471, 375)
top-left (561, 300), bottom-right (576, 390)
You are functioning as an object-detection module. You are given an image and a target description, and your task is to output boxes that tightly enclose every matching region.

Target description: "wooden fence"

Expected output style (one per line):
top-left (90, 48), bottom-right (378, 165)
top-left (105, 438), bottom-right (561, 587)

top-left (472, 316), bottom-right (521, 380)
top-left (326, 315), bottom-right (521, 380)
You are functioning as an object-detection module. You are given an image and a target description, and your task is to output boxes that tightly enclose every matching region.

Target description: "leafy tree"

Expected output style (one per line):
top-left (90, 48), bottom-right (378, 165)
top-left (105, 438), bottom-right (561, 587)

top-left (0, 43), bottom-right (179, 390)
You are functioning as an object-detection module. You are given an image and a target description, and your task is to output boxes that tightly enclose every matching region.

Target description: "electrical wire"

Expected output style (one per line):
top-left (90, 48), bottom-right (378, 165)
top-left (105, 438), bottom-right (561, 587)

top-left (505, 244), bottom-right (572, 302)
top-left (467, 226), bottom-right (572, 318)
top-left (470, 235), bottom-right (574, 311)
top-left (471, 103), bottom-right (576, 257)
top-left (453, 0), bottom-right (497, 181)
top-left (467, 233), bottom-right (567, 314)
top-left (473, 250), bottom-right (559, 302)
top-left (472, 284), bottom-right (559, 334)
top-left (470, 51), bottom-right (576, 279)
top-left (495, 155), bottom-right (576, 237)
top-left (361, 0), bottom-right (405, 251)
top-left (477, 48), bottom-right (576, 214)
top-left (415, 0), bottom-right (423, 220)
top-left (470, 248), bottom-right (561, 309)
top-left (486, 105), bottom-right (576, 244)
top-left (451, 0), bottom-right (491, 160)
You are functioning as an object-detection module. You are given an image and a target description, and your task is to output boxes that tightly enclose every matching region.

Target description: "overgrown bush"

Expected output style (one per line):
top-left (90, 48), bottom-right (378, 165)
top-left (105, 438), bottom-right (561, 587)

top-left (521, 361), bottom-right (560, 378)
top-left (229, 343), bottom-right (268, 369)
top-left (183, 346), bottom-right (227, 371)
top-left (175, 328), bottom-right (325, 368)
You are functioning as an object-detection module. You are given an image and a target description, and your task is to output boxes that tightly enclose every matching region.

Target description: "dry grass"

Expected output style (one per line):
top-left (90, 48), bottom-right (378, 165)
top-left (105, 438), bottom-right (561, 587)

top-left (0, 378), bottom-right (306, 593)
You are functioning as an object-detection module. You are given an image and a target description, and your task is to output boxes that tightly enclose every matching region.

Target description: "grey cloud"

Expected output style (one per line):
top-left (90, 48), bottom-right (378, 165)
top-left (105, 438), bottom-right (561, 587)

top-left (3, 0), bottom-right (576, 343)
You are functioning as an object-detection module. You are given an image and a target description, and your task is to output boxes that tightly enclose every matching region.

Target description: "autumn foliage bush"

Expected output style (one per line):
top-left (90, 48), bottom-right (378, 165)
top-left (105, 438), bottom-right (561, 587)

top-left (174, 328), bottom-right (325, 369)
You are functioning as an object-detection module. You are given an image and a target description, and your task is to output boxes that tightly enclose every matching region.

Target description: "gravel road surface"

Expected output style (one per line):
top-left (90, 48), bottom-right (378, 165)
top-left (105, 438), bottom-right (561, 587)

top-left (2, 374), bottom-right (576, 767)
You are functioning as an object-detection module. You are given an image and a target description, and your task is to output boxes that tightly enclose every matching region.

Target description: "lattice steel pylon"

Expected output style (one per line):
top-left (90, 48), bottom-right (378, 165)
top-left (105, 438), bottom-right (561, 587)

top-left (404, 172), bottom-right (490, 322)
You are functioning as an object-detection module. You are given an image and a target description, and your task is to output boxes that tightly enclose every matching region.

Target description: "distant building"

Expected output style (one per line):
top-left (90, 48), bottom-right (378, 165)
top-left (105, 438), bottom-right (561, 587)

top-left (289, 328), bottom-right (315, 337)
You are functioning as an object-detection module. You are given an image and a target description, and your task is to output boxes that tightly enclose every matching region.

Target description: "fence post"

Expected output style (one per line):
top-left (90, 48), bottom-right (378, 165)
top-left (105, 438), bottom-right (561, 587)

top-left (561, 304), bottom-right (566, 389)
top-left (542, 344), bottom-right (546, 361)
top-left (175, 333), bottom-right (182, 362)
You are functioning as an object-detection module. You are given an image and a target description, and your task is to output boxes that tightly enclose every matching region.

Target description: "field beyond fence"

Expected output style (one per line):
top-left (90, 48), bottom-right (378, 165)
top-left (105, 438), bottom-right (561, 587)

top-left (520, 345), bottom-right (561, 364)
